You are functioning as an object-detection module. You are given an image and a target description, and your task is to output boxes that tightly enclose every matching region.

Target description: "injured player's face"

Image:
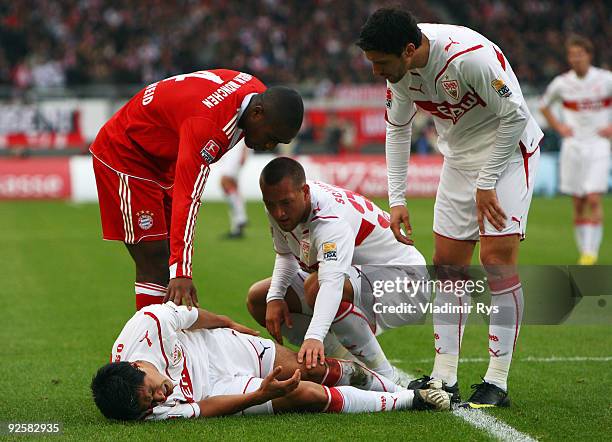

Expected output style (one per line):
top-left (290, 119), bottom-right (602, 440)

top-left (133, 361), bottom-right (174, 412)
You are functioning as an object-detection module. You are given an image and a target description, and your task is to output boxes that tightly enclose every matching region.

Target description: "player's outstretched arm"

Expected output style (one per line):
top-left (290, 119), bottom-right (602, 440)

top-left (197, 367), bottom-right (300, 417)
top-left (188, 308), bottom-right (259, 336)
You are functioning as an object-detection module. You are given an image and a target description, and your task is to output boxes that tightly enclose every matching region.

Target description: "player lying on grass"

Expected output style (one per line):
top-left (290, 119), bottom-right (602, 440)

top-left (91, 302), bottom-right (450, 420)
top-left (247, 157), bottom-right (429, 389)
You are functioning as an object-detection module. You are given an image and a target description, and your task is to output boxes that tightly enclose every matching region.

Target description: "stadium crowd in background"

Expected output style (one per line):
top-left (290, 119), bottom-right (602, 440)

top-left (1, 0), bottom-right (609, 91)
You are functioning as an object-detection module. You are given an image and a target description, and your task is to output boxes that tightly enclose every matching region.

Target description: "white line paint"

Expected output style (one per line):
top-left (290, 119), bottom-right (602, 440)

top-left (399, 356), bottom-right (612, 364)
top-left (397, 367), bottom-right (539, 441)
top-left (452, 407), bottom-right (537, 442)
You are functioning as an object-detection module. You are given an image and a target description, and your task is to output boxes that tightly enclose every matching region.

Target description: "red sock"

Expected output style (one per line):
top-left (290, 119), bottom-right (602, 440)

top-left (135, 282), bottom-right (166, 310)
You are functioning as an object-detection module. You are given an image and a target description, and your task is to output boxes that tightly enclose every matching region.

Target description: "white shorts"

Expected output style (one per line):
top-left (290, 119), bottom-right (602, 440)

top-left (434, 149), bottom-right (540, 241)
top-left (202, 329), bottom-right (276, 415)
top-left (290, 265), bottom-right (430, 333)
top-left (216, 142), bottom-right (247, 180)
top-left (559, 139), bottom-right (611, 196)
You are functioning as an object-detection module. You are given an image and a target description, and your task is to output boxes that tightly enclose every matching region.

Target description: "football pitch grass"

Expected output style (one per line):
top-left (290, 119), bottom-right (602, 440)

top-left (1, 196), bottom-right (611, 440)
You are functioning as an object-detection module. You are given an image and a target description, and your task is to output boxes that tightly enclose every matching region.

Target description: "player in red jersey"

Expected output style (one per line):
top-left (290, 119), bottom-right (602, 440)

top-left (90, 69), bottom-right (303, 310)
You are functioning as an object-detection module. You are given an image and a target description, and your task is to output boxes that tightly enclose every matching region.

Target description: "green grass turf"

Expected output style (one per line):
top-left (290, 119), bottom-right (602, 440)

top-left (0, 196), bottom-right (610, 441)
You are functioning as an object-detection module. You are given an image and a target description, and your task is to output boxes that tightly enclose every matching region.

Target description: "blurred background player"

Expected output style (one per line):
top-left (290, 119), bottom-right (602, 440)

top-left (91, 302), bottom-right (450, 420)
top-left (216, 139), bottom-right (249, 238)
top-left (247, 157), bottom-right (428, 388)
top-left (540, 36), bottom-right (612, 265)
top-left (89, 69), bottom-right (303, 310)
top-left (357, 8), bottom-right (543, 407)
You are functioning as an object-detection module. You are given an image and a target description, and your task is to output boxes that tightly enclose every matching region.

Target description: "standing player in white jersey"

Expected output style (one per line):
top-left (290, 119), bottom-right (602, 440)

top-left (217, 139), bottom-right (250, 238)
top-left (90, 302), bottom-right (450, 420)
top-left (540, 36), bottom-right (612, 265)
top-left (357, 8), bottom-right (544, 407)
top-left (246, 157), bottom-right (430, 390)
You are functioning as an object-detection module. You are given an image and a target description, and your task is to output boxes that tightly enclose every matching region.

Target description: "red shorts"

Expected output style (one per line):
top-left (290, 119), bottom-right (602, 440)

top-left (93, 157), bottom-right (173, 243)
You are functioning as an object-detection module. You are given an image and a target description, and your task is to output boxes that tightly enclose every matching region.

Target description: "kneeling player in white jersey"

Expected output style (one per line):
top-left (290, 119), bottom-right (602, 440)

top-left (91, 303), bottom-right (450, 420)
top-left (540, 35), bottom-right (612, 265)
top-left (357, 8), bottom-right (545, 407)
top-left (246, 157), bottom-right (429, 390)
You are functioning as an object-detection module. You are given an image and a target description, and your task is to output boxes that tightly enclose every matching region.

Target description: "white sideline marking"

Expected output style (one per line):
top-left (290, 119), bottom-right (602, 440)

top-left (452, 407), bottom-right (536, 442)
top-left (398, 367), bottom-right (537, 441)
top-left (402, 356), bottom-right (612, 364)
top-left (393, 355), bottom-right (611, 439)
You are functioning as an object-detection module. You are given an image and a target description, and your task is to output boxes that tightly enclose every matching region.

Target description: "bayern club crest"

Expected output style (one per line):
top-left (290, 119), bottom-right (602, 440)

top-left (441, 79), bottom-right (460, 100)
top-left (137, 210), bottom-right (154, 230)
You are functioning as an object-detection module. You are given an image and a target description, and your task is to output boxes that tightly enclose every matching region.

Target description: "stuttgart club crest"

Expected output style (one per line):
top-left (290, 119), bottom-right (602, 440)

top-left (136, 210), bottom-right (154, 230)
top-left (441, 79), bottom-right (460, 100)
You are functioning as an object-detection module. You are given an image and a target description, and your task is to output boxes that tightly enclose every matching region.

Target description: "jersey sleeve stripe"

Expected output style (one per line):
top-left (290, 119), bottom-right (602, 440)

top-left (143, 311), bottom-right (174, 380)
top-left (181, 165), bottom-right (210, 277)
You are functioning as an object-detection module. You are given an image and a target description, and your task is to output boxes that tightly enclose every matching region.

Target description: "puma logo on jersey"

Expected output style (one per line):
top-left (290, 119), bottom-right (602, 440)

top-left (444, 37), bottom-right (460, 52)
top-left (415, 89), bottom-right (486, 124)
top-left (139, 330), bottom-right (153, 347)
top-left (409, 83), bottom-right (425, 94)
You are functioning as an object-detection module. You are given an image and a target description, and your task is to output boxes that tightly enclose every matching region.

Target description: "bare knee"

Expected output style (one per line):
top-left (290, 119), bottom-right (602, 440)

top-left (303, 273), bottom-right (319, 309)
top-left (480, 237), bottom-right (519, 267)
top-left (126, 241), bottom-right (169, 284)
top-left (246, 278), bottom-right (271, 326)
top-left (285, 382), bottom-right (328, 412)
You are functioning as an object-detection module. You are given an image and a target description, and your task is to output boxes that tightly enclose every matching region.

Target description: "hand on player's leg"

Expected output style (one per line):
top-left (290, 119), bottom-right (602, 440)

top-left (165, 277), bottom-right (200, 309)
top-left (476, 188), bottom-right (507, 233)
top-left (298, 338), bottom-right (326, 369)
top-left (266, 299), bottom-right (293, 344)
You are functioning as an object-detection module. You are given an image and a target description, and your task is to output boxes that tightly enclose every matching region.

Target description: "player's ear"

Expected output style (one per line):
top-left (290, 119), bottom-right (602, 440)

top-left (302, 183), bottom-right (310, 199)
top-left (403, 43), bottom-right (416, 59)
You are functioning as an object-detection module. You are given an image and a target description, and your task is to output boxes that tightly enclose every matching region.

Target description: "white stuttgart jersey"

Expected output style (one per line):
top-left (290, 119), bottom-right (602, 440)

top-left (541, 67), bottom-right (612, 147)
top-left (269, 180), bottom-right (425, 275)
top-left (386, 23), bottom-right (543, 171)
top-left (111, 303), bottom-right (207, 420)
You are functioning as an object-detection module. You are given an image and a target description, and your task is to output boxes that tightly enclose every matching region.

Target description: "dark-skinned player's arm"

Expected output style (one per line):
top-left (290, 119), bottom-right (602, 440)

top-left (165, 117), bottom-right (228, 308)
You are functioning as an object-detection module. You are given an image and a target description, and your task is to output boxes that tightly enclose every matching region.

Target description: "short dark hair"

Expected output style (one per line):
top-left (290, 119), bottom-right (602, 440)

top-left (565, 35), bottom-right (594, 55)
top-left (262, 86), bottom-right (304, 133)
top-left (91, 362), bottom-right (145, 421)
top-left (260, 157), bottom-right (306, 187)
top-left (357, 7), bottom-right (421, 55)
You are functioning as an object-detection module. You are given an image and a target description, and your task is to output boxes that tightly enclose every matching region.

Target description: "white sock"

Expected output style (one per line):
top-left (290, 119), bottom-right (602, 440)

top-left (323, 359), bottom-right (402, 392)
top-left (430, 288), bottom-right (470, 386)
top-left (227, 191), bottom-right (247, 232)
top-left (586, 223), bottom-right (603, 256)
top-left (575, 222), bottom-right (588, 254)
top-left (324, 386), bottom-right (414, 413)
top-left (330, 301), bottom-right (393, 378)
top-left (484, 276), bottom-right (524, 392)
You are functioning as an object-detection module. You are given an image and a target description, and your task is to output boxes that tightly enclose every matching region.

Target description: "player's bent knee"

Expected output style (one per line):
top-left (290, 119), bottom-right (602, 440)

top-left (287, 382), bottom-right (328, 411)
top-left (246, 279), bottom-right (271, 324)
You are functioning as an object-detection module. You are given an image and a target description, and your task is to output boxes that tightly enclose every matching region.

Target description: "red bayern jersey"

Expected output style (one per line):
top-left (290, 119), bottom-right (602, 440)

top-left (90, 69), bottom-right (266, 278)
